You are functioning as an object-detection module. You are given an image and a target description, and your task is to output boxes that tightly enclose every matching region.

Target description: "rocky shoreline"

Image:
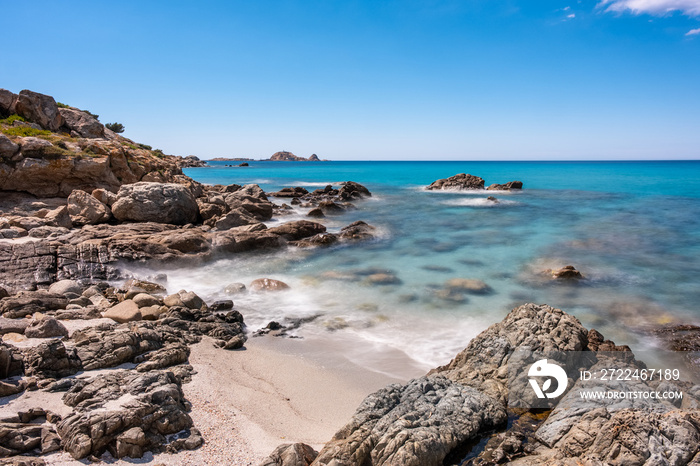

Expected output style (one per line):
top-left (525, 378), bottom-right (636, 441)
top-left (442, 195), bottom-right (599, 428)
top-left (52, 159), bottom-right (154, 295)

top-left (2, 90), bottom-right (699, 465)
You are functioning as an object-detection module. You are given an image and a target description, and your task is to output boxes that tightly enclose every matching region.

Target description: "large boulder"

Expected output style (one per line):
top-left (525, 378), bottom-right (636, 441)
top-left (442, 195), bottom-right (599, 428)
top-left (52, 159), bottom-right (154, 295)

top-left (426, 173), bottom-right (485, 190)
top-left (0, 88), bottom-right (17, 116)
top-left (58, 107), bottom-right (105, 138)
top-left (111, 182), bottom-right (199, 225)
top-left (67, 189), bottom-right (111, 225)
top-left (24, 316), bottom-right (69, 338)
top-left (103, 300), bottom-right (142, 323)
top-left (14, 90), bottom-right (65, 131)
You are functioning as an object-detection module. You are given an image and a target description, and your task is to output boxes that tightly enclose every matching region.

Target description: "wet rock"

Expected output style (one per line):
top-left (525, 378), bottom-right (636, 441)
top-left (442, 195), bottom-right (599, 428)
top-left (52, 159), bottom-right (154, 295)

top-left (338, 181), bottom-right (371, 200)
top-left (444, 278), bottom-right (493, 295)
top-left (261, 443), bottom-right (318, 466)
top-left (103, 300), bottom-right (142, 323)
top-left (224, 282), bottom-right (247, 294)
top-left (210, 300), bottom-right (234, 312)
top-left (214, 208), bottom-right (260, 230)
top-left (250, 278), bottom-right (290, 292)
top-left (24, 316), bottom-right (69, 338)
top-left (544, 265), bottom-right (584, 280)
top-left (318, 200), bottom-right (344, 215)
top-left (487, 181), bottom-right (523, 190)
top-left (269, 187), bottom-right (309, 198)
top-left (111, 182), bottom-right (199, 225)
top-left (313, 376), bottom-right (506, 466)
top-left (427, 173), bottom-right (485, 190)
top-left (121, 278), bottom-right (166, 295)
top-left (290, 233), bottom-right (338, 248)
top-left (365, 272), bottom-right (402, 285)
top-left (67, 189), bottom-right (111, 226)
top-left (22, 339), bottom-right (82, 379)
top-left (268, 220), bottom-right (326, 241)
top-left (306, 208), bottom-right (325, 218)
top-left (339, 220), bottom-right (376, 241)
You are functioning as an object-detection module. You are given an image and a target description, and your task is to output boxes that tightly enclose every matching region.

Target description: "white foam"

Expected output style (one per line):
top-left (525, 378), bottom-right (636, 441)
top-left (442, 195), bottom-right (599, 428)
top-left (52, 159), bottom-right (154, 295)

top-left (442, 198), bottom-right (518, 207)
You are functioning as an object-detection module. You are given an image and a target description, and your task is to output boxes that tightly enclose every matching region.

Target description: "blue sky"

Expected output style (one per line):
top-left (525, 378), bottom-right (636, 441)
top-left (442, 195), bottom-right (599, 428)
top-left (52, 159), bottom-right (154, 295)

top-left (3, 0), bottom-right (699, 160)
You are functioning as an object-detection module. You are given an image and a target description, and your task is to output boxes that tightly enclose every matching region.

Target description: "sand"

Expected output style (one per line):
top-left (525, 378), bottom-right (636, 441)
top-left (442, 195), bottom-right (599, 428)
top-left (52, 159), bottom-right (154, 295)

top-left (16, 334), bottom-right (409, 465)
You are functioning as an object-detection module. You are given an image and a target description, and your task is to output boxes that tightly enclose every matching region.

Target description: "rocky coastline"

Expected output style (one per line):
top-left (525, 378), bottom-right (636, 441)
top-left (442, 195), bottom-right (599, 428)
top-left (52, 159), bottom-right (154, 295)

top-left (2, 91), bottom-right (699, 466)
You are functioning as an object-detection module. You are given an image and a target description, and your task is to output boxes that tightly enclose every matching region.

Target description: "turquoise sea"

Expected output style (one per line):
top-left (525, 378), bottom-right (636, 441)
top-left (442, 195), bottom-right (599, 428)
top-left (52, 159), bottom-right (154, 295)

top-left (134, 161), bottom-right (700, 378)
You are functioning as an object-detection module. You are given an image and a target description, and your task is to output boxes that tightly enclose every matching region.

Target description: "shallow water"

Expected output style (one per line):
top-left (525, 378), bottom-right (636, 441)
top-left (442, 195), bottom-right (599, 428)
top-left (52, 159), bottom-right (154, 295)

top-left (127, 161), bottom-right (700, 378)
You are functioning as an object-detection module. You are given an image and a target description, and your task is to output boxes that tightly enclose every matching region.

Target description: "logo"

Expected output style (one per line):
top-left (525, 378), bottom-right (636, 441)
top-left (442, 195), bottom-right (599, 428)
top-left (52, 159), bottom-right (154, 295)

top-left (528, 359), bottom-right (568, 399)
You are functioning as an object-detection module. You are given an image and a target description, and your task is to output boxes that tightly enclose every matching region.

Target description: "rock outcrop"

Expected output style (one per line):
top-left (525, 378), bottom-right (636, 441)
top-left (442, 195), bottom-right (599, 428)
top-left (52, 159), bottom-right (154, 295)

top-left (111, 182), bottom-right (199, 225)
top-left (268, 151), bottom-right (322, 162)
top-left (427, 173), bottom-right (523, 191)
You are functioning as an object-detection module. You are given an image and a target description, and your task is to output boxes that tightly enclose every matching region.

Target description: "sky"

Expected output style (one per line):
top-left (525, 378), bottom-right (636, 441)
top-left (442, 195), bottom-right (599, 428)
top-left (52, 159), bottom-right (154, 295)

top-left (2, 0), bottom-right (699, 160)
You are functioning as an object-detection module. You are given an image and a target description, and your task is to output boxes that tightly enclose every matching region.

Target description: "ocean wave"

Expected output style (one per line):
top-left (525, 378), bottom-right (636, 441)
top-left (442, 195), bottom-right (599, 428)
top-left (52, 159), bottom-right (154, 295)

top-left (442, 198), bottom-right (518, 207)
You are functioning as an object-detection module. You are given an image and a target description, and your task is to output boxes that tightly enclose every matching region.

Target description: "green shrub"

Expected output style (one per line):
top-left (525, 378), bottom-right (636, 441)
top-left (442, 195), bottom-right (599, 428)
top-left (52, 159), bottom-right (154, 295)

top-left (105, 122), bottom-right (125, 133)
top-left (152, 149), bottom-right (165, 158)
top-left (138, 143), bottom-right (152, 150)
top-left (56, 102), bottom-right (70, 108)
top-left (0, 114), bottom-right (26, 125)
top-left (1, 126), bottom-right (52, 137)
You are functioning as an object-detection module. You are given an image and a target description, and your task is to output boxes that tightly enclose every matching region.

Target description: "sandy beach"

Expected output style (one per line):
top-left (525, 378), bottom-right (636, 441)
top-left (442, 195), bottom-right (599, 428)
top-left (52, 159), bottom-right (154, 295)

top-left (13, 333), bottom-right (408, 465)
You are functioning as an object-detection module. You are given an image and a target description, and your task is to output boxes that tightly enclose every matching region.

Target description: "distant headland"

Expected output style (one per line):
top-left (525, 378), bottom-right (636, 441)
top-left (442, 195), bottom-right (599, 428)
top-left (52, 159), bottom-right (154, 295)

top-left (209, 151), bottom-right (326, 162)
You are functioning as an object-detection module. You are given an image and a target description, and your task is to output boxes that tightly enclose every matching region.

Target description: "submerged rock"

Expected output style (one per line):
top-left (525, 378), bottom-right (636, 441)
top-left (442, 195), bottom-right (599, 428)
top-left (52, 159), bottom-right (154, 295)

top-left (250, 278), bottom-right (290, 292)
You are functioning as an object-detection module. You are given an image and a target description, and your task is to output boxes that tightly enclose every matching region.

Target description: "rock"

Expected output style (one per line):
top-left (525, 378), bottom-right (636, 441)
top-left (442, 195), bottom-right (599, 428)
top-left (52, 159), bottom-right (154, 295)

top-left (18, 137), bottom-right (57, 158)
top-left (290, 233), bottom-right (338, 248)
top-left (215, 208), bottom-right (260, 230)
top-left (338, 181), bottom-right (371, 200)
top-left (366, 272), bottom-right (402, 285)
top-left (24, 316), bottom-right (69, 338)
top-left (0, 342), bottom-right (24, 378)
top-left (140, 305), bottom-right (167, 321)
top-left (122, 278), bottom-right (167, 295)
top-left (56, 370), bottom-right (194, 460)
top-left (91, 188), bottom-right (118, 206)
top-left (132, 293), bottom-right (161, 308)
top-left (313, 376), bottom-right (506, 466)
top-left (0, 317), bottom-right (30, 335)
top-left (23, 339), bottom-right (82, 379)
top-left (426, 173), bottom-right (485, 190)
top-left (223, 334), bottom-right (246, 350)
top-left (487, 180), bottom-right (523, 190)
top-left (318, 200), bottom-right (344, 214)
top-left (0, 287), bottom-right (8, 299)
top-left (28, 226), bottom-right (70, 238)
top-left (307, 208), bottom-right (324, 218)
top-left (48, 279), bottom-right (82, 296)
top-left (163, 293), bottom-right (185, 307)
top-left (210, 300), bottom-right (234, 312)
top-left (339, 220), bottom-right (376, 241)
top-left (224, 190), bottom-right (274, 221)
top-left (444, 278), bottom-right (493, 295)
top-left (103, 300), bottom-right (142, 323)
top-left (224, 282), bottom-right (247, 294)
top-left (260, 443), bottom-right (318, 466)
top-left (543, 265), bottom-right (584, 280)
top-left (0, 88), bottom-right (17, 116)
top-left (0, 133), bottom-right (19, 158)
top-left (43, 205), bottom-right (73, 229)
top-left (58, 107), bottom-right (105, 138)
top-left (14, 90), bottom-right (65, 131)
top-left (111, 182), bottom-right (199, 225)
top-left (0, 291), bottom-right (68, 318)
top-left (178, 291), bottom-right (205, 310)
top-left (67, 189), bottom-right (111, 225)
top-left (250, 278), bottom-right (290, 292)
top-left (269, 187), bottom-right (309, 197)
top-left (268, 220), bottom-right (326, 241)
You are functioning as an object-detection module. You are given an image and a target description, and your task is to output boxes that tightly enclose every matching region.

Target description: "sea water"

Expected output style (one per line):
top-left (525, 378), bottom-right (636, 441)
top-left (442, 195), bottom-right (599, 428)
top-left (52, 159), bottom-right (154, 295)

top-left (127, 161), bottom-right (700, 379)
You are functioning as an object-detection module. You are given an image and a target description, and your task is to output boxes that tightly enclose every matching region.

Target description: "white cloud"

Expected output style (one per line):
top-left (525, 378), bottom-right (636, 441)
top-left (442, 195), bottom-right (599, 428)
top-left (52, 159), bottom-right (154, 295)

top-left (563, 6), bottom-right (571, 10)
top-left (686, 27), bottom-right (700, 33)
top-left (568, 13), bottom-right (576, 17)
top-left (598, 0), bottom-right (700, 16)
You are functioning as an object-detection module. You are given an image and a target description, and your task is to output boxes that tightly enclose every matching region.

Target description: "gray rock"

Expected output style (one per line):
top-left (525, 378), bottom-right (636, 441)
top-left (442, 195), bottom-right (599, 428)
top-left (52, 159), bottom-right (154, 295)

top-left (313, 376), bottom-right (506, 466)
top-left (24, 316), bottom-right (69, 338)
top-left (67, 189), bottom-right (111, 225)
top-left (0, 133), bottom-right (19, 158)
top-left (214, 208), bottom-right (259, 230)
top-left (0, 316), bottom-right (30, 335)
top-left (15, 89), bottom-right (65, 131)
top-left (210, 300), bottom-right (234, 312)
top-left (224, 282), bottom-right (247, 294)
top-left (338, 181), bottom-right (372, 200)
top-left (48, 279), bottom-right (82, 296)
top-left (339, 220), bottom-right (376, 241)
top-left (18, 136), bottom-right (54, 157)
top-left (58, 107), bottom-right (105, 138)
top-left (0, 291), bottom-right (69, 318)
top-left (132, 293), bottom-right (161, 308)
top-left (111, 182), bottom-right (199, 225)
top-left (0, 88), bottom-right (17, 116)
